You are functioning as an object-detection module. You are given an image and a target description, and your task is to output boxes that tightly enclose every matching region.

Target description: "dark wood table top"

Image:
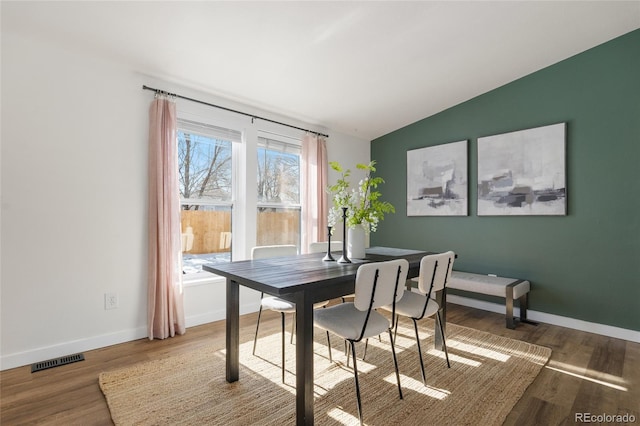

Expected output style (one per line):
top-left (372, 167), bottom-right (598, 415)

top-left (203, 246), bottom-right (428, 303)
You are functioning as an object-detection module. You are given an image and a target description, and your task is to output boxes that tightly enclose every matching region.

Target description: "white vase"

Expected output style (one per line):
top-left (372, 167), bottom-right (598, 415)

top-left (347, 225), bottom-right (367, 259)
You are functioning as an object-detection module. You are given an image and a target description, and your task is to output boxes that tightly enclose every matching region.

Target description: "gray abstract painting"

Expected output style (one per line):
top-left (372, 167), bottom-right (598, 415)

top-left (477, 123), bottom-right (566, 216)
top-left (407, 140), bottom-right (468, 216)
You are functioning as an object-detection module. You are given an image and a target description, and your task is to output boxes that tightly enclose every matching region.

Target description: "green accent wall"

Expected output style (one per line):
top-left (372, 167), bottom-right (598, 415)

top-left (371, 29), bottom-right (640, 331)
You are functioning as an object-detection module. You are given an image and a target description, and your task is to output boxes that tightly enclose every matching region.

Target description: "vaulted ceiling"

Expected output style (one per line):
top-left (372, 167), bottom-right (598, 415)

top-left (3, 1), bottom-right (639, 139)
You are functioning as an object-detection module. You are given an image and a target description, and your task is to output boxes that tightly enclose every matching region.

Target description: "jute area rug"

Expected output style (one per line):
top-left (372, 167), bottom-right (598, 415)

top-left (99, 319), bottom-right (550, 425)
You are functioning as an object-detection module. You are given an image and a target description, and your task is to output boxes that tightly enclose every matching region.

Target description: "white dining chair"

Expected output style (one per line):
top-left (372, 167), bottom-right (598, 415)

top-left (310, 240), bottom-right (364, 359)
top-left (308, 240), bottom-right (343, 254)
top-left (309, 240), bottom-right (356, 304)
top-left (314, 259), bottom-right (408, 425)
top-left (381, 251), bottom-right (455, 386)
top-left (251, 244), bottom-right (329, 383)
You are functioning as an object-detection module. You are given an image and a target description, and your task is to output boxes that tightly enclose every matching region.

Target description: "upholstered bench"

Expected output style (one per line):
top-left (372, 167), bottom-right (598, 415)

top-left (447, 271), bottom-right (534, 329)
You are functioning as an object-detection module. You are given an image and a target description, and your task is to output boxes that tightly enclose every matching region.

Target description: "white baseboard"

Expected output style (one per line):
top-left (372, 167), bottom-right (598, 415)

top-left (447, 294), bottom-right (640, 343)
top-left (0, 326), bottom-right (147, 372)
top-left (1, 302), bottom-right (260, 372)
top-left (6, 297), bottom-right (636, 372)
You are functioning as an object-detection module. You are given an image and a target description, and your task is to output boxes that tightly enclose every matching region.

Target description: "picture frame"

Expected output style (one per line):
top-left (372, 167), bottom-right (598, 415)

top-left (477, 123), bottom-right (566, 216)
top-left (407, 140), bottom-right (468, 216)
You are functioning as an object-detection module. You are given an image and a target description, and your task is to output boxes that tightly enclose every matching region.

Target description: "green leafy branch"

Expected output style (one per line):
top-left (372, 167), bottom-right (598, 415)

top-left (328, 160), bottom-right (395, 232)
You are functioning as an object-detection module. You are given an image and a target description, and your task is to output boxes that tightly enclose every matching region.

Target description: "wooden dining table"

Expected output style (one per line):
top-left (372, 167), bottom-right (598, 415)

top-left (203, 246), bottom-right (441, 425)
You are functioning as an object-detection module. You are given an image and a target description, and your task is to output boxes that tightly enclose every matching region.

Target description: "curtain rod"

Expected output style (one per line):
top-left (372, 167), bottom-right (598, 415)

top-left (142, 85), bottom-right (329, 138)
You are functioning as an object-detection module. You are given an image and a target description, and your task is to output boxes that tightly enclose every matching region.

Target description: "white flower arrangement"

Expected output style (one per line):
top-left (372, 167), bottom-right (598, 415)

top-left (327, 160), bottom-right (395, 233)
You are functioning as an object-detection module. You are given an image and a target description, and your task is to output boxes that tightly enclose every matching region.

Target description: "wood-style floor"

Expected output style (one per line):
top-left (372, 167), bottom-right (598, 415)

top-left (1, 303), bottom-right (638, 425)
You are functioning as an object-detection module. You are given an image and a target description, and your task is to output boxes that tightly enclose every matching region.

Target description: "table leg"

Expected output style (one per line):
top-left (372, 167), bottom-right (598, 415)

top-left (295, 291), bottom-right (314, 425)
top-left (226, 279), bottom-right (240, 382)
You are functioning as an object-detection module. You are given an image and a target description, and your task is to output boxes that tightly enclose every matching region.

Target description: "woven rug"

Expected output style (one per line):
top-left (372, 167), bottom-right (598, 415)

top-left (99, 319), bottom-right (550, 425)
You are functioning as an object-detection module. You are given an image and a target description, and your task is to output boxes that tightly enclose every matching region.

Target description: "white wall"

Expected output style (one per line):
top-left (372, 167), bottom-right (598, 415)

top-left (0, 29), bottom-right (369, 370)
top-left (326, 133), bottom-right (371, 243)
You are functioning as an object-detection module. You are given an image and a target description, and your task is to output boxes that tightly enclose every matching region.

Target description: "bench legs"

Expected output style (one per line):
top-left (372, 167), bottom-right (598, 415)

top-left (506, 282), bottom-right (536, 329)
top-left (505, 288), bottom-right (518, 329)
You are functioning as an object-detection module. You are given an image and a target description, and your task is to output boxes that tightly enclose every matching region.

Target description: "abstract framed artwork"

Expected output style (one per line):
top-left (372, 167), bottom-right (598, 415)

top-left (477, 122), bottom-right (566, 216)
top-left (407, 140), bottom-right (468, 216)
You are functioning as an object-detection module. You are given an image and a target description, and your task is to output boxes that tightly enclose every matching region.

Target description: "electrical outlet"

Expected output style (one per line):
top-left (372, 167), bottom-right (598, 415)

top-left (105, 293), bottom-right (119, 310)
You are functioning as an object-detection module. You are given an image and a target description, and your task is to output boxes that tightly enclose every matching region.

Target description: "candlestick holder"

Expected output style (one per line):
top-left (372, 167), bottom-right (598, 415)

top-left (337, 207), bottom-right (351, 263)
top-left (322, 226), bottom-right (335, 261)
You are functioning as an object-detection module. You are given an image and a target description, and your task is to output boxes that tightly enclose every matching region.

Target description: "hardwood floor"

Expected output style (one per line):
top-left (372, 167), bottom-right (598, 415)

top-left (1, 304), bottom-right (638, 425)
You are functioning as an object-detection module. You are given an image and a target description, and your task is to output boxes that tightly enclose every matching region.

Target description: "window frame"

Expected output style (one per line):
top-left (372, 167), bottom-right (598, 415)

top-left (175, 101), bottom-right (309, 285)
top-left (176, 119), bottom-right (238, 284)
top-left (256, 134), bottom-right (302, 250)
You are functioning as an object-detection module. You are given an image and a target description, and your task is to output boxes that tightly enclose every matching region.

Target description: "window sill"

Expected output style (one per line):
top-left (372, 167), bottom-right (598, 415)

top-left (182, 272), bottom-right (226, 287)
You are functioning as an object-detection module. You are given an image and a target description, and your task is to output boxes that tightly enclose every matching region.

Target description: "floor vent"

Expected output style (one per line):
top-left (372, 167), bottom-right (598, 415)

top-left (31, 353), bottom-right (85, 373)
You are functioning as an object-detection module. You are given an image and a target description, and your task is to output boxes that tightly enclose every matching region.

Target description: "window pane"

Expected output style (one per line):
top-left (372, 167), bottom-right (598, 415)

top-left (256, 207), bottom-right (300, 249)
top-left (181, 204), bottom-right (232, 272)
top-left (178, 131), bottom-right (232, 202)
top-left (257, 140), bottom-right (300, 204)
top-left (178, 127), bottom-right (234, 274)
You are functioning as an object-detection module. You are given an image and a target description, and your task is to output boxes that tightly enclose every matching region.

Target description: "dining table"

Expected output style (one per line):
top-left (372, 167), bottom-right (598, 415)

top-left (203, 246), bottom-right (445, 425)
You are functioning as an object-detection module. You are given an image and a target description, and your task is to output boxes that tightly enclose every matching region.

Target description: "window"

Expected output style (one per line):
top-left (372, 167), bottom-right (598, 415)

top-left (256, 136), bottom-right (301, 250)
top-left (177, 119), bottom-right (238, 275)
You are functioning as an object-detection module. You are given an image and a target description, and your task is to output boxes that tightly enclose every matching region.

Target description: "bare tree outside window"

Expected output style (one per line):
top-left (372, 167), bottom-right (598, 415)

top-left (257, 147), bottom-right (300, 204)
top-left (178, 131), bottom-right (232, 208)
top-left (256, 139), bottom-right (301, 249)
top-left (177, 127), bottom-right (302, 270)
top-left (177, 130), bottom-right (233, 272)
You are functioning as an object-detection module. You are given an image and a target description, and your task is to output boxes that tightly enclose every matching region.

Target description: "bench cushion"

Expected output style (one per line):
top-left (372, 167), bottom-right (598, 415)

top-left (448, 271), bottom-right (530, 299)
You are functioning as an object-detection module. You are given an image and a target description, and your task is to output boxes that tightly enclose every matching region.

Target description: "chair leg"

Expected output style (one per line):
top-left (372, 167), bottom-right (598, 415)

top-left (393, 315), bottom-right (399, 341)
top-left (345, 341), bottom-right (367, 365)
top-left (437, 311), bottom-right (451, 368)
top-left (413, 318), bottom-right (426, 385)
top-left (252, 305), bottom-right (263, 355)
top-left (290, 315), bottom-right (295, 344)
top-left (349, 341), bottom-right (364, 426)
top-left (388, 328), bottom-right (403, 400)
top-left (281, 312), bottom-right (286, 383)
top-left (326, 331), bottom-right (333, 363)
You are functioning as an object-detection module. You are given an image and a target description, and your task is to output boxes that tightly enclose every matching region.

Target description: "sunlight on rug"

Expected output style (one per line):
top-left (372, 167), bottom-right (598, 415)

top-left (99, 319), bottom-right (551, 425)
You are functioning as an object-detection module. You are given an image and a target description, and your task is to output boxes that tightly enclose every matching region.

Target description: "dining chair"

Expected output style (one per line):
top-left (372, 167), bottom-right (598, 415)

top-left (308, 240), bottom-right (349, 360)
top-left (381, 251), bottom-right (455, 386)
top-left (309, 241), bottom-right (355, 303)
top-left (308, 240), bottom-right (343, 254)
top-left (251, 244), bottom-right (329, 383)
top-left (314, 259), bottom-right (408, 425)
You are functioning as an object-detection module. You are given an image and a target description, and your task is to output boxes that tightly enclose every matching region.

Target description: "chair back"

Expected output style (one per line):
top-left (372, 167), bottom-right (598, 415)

top-left (251, 245), bottom-right (297, 260)
top-left (417, 251), bottom-right (456, 298)
top-left (308, 241), bottom-right (343, 254)
top-left (354, 259), bottom-right (409, 311)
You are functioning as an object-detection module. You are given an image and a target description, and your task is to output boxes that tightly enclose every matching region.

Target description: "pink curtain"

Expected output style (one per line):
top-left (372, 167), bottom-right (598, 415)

top-left (147, 96), bottom-right (186, 340)
top-left (301, 134), bottom-right (328, 253)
